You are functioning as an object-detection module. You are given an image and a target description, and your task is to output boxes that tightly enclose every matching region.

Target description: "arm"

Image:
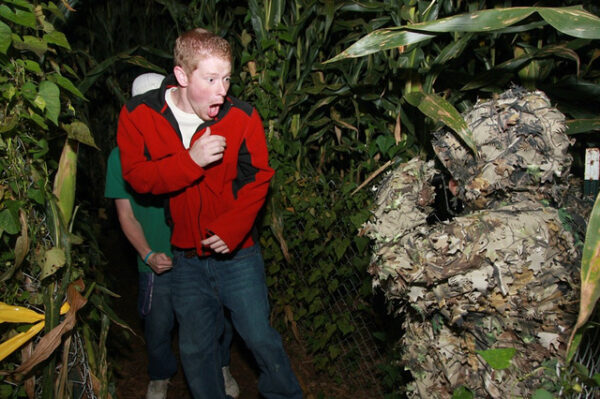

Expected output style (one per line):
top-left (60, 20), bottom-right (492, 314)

top-left (116, 105), bottom-right (205, 195)
top-left (115, 198), bottom-right (172, 274)
top-left (204, 110), bottom-right (274, 251)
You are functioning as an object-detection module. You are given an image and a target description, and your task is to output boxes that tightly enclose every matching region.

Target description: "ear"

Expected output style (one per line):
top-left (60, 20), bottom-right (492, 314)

top-left (173, 66), bottom-right (189, 87)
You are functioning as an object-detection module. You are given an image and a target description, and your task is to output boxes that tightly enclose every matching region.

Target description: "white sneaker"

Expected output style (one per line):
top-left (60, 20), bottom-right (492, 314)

top-left (146, 378), bottom-right (169, 399)
top-left (222, 366), bottom-right (240, 398)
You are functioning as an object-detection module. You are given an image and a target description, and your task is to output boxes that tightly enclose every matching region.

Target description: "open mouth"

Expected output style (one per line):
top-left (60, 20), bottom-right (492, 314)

top-left (208, 103), bottom-right (222, 119)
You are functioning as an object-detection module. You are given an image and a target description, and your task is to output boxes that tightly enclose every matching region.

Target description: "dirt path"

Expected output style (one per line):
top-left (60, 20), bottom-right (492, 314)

top-left (102, 228), bottom-right (329, 399)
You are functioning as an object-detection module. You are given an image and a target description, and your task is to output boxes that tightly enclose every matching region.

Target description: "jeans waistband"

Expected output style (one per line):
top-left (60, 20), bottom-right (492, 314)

top-left (172, 246), bottom-right (198, 258)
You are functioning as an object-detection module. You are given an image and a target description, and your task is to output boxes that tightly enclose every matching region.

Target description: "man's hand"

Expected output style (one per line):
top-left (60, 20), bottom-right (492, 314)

top-left (201, 234), bottom-right (230, 254)
top-left (147, 252), bottom-right (173, 274)
top-left (189, 127), bottom-right (226, 167)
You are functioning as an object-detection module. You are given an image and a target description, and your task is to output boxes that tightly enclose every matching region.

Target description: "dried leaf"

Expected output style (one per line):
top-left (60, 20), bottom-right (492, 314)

top-left (13, 280), bottom-right (86, 375)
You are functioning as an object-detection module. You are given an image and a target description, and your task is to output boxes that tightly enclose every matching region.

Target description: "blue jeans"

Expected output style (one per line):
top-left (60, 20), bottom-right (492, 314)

top-left (172, 245), bottom-right (303, 399)
top-left (138, 270), bottom-right (177, 380)
top-left (138, 270), bottom-right (234, 381)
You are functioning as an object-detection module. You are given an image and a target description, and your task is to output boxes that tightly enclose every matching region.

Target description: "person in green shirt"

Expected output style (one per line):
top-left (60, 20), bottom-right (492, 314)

top-left (104, 73), bottom-right (239, 399)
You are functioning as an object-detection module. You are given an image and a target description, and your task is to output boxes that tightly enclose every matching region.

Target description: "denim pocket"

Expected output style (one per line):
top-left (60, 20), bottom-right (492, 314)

top-left (137, 272), bottom-right (155, 317)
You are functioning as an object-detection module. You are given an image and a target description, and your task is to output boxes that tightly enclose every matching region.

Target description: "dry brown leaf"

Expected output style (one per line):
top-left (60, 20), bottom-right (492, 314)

top-left (13, 280), bottom-right (87, 376)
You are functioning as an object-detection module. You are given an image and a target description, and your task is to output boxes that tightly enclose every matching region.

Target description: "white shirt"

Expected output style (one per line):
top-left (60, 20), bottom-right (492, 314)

top-left (166, 87), bottom-right (203, 149)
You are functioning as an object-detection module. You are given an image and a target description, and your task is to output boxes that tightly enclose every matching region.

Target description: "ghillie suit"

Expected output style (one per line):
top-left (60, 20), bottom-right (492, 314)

top-left (365, 88), bottom-right (590, 398)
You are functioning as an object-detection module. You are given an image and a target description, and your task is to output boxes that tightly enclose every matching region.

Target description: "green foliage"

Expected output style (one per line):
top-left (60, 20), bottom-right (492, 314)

top-left (568, 190), bottom-right (600, 359)
top-left (231, 1), bottom-right (421, 377)
top-left (57, 0), bottom-right (600, 396)
top-left (61, 0), bottom-right (176, 211)
top-left (455, 350), bottom-right (600, 396)
top-left (476, 347), bottom-right (516, 370)
top-left (330, 1), bottom-right (600, 392)
top-left (0, 0), bottom-right (113, 396)
top-left (452, 386), bottom-right (474, 399)
top-left (328, 4), bottom-right (600, 141)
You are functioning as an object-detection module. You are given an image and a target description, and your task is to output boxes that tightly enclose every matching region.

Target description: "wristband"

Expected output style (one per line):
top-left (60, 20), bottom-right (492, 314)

top-left (143, 250), bottom-right (154, 264)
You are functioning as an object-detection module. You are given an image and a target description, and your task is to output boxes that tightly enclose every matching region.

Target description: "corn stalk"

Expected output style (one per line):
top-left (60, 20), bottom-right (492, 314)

top-left (0, 1), bottom-right (105, 397)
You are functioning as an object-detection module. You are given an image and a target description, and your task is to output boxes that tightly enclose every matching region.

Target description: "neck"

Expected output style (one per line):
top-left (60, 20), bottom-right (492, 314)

top-left (171, 87), bottom-right (191, 113)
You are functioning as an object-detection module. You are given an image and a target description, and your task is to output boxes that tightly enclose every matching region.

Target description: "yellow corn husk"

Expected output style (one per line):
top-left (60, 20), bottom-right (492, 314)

top-left (0, 303), bottom-right (44, 324)
top-left (0, 302), bottom-right (70, 361)
top-left (0, 321), bottom-right (45, 362)
top-left (59, 302), bottom-right (70, 314)
top-left (52, 139), bottom-right (78, 224)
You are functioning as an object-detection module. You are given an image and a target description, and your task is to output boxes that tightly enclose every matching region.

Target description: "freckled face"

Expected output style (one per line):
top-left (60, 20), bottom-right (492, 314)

top-left (174, 55), bottom-right (231, 120)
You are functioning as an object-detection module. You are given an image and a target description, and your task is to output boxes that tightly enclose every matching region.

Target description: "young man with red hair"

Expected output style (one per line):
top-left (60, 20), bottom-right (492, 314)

top-left (117, 29), bottom-right (302, 399)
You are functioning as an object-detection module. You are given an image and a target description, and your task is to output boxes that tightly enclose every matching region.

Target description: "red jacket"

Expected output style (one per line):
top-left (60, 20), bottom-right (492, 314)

top-left (117, 75), bottom-right (274, 255)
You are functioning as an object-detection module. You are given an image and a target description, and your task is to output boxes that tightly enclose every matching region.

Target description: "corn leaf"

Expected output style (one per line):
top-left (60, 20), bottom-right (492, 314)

top-left (566, 119), bottom-right (600, 134)
top-left (405, 91), bottom-right (477, 156)
top-left (538, 7), bottom-right (600, 40)
top-left (0, 321), bottom-right (44, 362)
top-left (326, 29), bottom-right (435, 61)
top-left (0, 302), bottom-right (44, 323)
top-left (326, 7), bottom-right (600, 63)
top-left (13, 282), bottom-right (84, 375)
top-left (77, 48), bottom-right (139, 94)
top-left (0, 301), bottom-right (69, 362)
top-left (568, 192), bottom-right (600, 356)
top-left (409, 8), bottom-right (536, 33)
top-left (463, 43), bottom-right (580, 90)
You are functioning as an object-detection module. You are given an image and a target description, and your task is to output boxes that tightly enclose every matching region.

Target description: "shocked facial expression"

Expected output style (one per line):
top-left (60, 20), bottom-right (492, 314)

top-left (174, 55), bottom-right (231, 120)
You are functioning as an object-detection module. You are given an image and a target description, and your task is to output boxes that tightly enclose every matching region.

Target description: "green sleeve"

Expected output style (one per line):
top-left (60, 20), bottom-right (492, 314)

top-left (105, 147), bottom-right (132, 200)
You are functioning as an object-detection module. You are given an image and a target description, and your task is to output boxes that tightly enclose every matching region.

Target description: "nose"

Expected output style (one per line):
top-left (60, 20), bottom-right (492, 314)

top-left (217, 80), bottom-right (229, 96)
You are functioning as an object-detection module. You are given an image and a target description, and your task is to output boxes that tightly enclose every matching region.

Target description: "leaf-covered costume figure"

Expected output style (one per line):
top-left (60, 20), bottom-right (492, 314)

top-left (366, 88), bottom-right (590, 397)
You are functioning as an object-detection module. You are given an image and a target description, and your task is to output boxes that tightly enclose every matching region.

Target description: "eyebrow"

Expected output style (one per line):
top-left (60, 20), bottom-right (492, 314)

top-left (203, 72), bottom-right (231, 77)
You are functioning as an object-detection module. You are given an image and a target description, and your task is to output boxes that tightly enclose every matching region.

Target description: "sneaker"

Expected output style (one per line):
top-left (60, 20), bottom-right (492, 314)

top-left (222, 366), bottom-right (240, 398)
top-left (146, 378), bottom-right (169, 399)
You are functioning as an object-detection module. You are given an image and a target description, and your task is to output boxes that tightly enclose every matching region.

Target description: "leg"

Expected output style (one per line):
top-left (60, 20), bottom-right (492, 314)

top-left (215, 245), bottom-right (303, 399)
top-left (220, 311), bottom-right (234, 367)
top-left (220, 312), bottom-right (240, 398)
top-left (138, 271), bottom-right (177, 380)
top-left (171, 252), bottom-right (226, 399)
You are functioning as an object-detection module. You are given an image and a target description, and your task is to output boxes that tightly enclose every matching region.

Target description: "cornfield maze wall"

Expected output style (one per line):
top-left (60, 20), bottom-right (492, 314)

top-left (267, 178), bottom-right (600, 398)
top-left (267, 179), bottom-right (385, 396)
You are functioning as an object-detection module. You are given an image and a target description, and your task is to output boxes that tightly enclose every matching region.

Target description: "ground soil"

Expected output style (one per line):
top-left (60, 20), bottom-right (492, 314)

top-left (103, 228), bottom-right (352, 399)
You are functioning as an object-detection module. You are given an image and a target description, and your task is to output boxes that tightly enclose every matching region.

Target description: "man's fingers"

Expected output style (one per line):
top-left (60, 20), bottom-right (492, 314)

top-left (201, 235), bottom-right (227, 250)
top-left (201, 234), bottom-right (230, 254)
top-left (200, 133), bottom-right (225, 146)
top-left (201, 235), bottom-right (217, 245)
top-left (149, 253), bottom-right (173, 275)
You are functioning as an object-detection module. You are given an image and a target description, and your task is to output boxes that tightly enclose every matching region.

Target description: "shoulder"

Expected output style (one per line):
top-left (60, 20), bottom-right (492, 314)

top-left (125, 89), bottom-right (162, 113)
top-left (106, 147), bottom-right (121, 173)
top-left (124, 74), bottom-right (175, 113)
top-left (108, 147), bottom-right (119, 161)
top-left (105, 148), bottom-right (128, 198)
top-left (226, 95), bottom-right (254, 118)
